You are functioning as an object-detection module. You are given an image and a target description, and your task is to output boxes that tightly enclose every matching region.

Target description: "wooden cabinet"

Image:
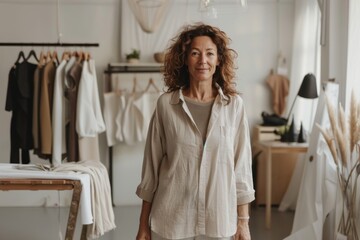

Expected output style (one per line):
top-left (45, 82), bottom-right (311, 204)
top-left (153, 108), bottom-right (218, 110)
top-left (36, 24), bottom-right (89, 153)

top-left (252, 126), bottom-right (302, 206)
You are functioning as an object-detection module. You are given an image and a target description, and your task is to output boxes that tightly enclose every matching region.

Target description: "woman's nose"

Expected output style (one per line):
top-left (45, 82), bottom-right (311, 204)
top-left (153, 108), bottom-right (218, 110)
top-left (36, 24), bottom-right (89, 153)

top-left (199, 53), bottom-right (207, 63)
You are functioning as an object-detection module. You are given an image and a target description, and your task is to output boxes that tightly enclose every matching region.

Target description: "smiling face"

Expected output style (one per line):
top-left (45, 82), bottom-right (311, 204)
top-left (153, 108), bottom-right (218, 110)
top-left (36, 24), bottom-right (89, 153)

top-left (186, 36), bottom-right (219, 84)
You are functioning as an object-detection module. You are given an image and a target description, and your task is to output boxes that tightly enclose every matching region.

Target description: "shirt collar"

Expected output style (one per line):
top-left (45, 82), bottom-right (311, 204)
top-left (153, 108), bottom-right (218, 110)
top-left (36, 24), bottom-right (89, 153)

top-left (169, 83), bottom-right (229, 105)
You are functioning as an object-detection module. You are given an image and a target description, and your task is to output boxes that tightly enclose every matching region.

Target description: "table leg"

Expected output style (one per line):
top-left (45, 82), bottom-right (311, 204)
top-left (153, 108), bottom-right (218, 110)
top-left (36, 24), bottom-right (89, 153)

top-left (65, 180), bottom-right (82, 240)
top-left (80, 225), bottom-right (88, 240)
top-left (265, 146), bottom-right (272, 229)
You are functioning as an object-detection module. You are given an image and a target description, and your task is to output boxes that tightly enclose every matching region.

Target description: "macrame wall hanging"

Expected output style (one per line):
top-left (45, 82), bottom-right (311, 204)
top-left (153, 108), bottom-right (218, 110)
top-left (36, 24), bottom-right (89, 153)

top-left (128, 0), bottom-right (170, 33)
top-left (199, 0), bottom-right (248, 18)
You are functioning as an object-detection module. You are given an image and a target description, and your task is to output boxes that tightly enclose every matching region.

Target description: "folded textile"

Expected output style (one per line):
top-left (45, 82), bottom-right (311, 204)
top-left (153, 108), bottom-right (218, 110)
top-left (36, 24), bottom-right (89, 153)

top-left (17, 161), bottom-right (116, 239)
top-left (53, 161), bottom-right (116, 239)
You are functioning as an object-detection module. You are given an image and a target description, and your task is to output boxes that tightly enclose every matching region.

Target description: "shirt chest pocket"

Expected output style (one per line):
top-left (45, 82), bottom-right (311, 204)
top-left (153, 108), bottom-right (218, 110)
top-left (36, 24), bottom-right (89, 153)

top-left (220, 126), bottom-right (236, 151)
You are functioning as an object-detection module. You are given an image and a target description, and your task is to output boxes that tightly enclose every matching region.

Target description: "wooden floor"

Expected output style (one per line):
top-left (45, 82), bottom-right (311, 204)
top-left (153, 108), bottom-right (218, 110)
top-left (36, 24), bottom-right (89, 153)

top-left (0, 205), bottom-right (294, 240)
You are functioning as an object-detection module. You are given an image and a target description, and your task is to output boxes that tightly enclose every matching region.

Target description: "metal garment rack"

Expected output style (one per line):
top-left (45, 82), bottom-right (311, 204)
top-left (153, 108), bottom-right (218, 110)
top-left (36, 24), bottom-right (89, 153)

top-left (104, 63), bottom-right (162, 205)
top-left (0, 42), bottom-right (99, 47)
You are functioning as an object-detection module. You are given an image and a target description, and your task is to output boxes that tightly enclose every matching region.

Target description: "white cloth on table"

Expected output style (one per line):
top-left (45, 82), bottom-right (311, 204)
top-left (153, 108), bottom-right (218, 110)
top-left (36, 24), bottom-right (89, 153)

top-left (0, 161), bottom-right (116, 239)
top-left (0, 163), bottom-right (92, 225)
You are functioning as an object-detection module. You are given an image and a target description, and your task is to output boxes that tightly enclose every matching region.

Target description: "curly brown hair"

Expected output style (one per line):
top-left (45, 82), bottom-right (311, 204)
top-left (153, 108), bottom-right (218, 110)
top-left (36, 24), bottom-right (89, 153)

top-left (163, 23), bottom-right (238, 98)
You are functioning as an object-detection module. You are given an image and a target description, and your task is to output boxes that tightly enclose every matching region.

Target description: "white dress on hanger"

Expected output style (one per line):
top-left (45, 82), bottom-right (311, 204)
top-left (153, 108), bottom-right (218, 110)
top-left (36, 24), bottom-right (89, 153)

top-left (76, 59), bottom-right (106, 137)
top-left (52, 59), bottom-right (68, 166)
top-left (120, 92), bottom-right (144, 145)
top-left (132, 91), bottom-right (161, 140)
top-left (103, 91), bottom-right (126, 146)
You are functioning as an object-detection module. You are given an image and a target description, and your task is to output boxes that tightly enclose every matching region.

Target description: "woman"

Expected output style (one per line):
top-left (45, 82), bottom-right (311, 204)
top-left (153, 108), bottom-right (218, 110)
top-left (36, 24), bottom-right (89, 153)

top-left (136, 23), bottom-right (255, 240)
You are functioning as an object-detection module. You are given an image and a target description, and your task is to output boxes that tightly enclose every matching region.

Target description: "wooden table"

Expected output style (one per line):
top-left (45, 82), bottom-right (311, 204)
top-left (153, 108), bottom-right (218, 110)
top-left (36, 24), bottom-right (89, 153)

top-left (256, 140), bottom-right (308, 229)
top-left (0, 178), bottom-right (86, 240)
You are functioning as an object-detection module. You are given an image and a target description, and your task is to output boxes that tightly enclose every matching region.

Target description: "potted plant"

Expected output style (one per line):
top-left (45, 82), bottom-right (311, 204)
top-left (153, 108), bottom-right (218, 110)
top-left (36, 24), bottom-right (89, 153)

top-left (126, 49), bottom-right (140, 64)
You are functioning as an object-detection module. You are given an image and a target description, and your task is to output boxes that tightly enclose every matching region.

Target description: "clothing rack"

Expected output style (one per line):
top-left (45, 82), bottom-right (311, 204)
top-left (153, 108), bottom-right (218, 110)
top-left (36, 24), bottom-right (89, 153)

top-left (0, 42), bottom-right (99, 47)
top-left (104, 63), bottom-right (162, 205)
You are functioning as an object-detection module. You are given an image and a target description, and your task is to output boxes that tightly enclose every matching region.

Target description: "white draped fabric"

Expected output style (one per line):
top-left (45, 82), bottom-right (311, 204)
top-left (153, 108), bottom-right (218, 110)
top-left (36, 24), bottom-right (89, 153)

top-left (283, 82), bottom-right (339, 240)
top-left (127, 0), bottom-right (171, 33)
top-left (345, 0), bottom-right (360, 109)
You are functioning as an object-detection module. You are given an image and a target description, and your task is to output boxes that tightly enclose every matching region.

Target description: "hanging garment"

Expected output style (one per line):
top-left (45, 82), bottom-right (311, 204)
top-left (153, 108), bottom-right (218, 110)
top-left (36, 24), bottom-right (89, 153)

top-left (32, 66), bottom-right (42, 155)
top-left (64, 59), bottom-right (82, 162)
top-left (78, 136), bottom-right (101, 162)
top-left (132, 91), bottom-right (161, 140)
top-left (119, 92), bottom-right (144, 144)
top-left (5, 61), bottom-right (37, 164)
top-left (76, 59), bottom-right (105, 162)
top-left (76, 59), bottom-right (105, 137)
top-left (39, 60), bottom-right (56, 158)
top-left (52, 59), bottom-right (68, 166)
top-left (114, 93), bottom-right (127, 143)
top-left (266, 73), bottom-right (290, 116)
top-left (103, 92), bottom-right (126, 146)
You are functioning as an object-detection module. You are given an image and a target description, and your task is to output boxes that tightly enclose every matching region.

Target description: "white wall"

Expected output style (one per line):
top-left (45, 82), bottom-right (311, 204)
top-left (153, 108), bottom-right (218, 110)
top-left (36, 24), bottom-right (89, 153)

top-left (0, 0), bottom-right (295, 206)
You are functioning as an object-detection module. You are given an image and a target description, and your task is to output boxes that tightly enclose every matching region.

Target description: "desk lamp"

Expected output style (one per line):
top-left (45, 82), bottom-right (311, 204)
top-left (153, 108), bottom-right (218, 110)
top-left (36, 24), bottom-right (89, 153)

top-left (286, 73), bottom-right (318, 123)
top-left (284, 73), bottom-right (318, 142)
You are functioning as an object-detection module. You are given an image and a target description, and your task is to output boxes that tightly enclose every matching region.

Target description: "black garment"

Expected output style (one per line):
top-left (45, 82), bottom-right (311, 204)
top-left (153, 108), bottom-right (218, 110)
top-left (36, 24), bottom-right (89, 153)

top-left (5, 61), bottom-right (37, 164)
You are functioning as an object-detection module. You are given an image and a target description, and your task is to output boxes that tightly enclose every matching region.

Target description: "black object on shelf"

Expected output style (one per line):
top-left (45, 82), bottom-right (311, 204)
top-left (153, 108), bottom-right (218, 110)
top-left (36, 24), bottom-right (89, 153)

top-left (298, 122), bottom-right (306, 143)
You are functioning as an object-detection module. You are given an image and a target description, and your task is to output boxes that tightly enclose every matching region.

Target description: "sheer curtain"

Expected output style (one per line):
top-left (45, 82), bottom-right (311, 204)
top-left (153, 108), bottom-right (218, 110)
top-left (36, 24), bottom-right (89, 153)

top-left (345, 0), bottom-right (360, 109)
top-left (279, 0), bottom-right (320, 212)
top-left (286, 0), bottom-right (321, 133)
top-left (345, 1), bottom-right (360, 236)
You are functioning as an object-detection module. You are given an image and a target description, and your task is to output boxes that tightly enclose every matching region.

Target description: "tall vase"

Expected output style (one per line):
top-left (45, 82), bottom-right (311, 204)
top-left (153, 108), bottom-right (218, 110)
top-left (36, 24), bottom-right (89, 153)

top-left (335, 167), bottom-right (360, 240)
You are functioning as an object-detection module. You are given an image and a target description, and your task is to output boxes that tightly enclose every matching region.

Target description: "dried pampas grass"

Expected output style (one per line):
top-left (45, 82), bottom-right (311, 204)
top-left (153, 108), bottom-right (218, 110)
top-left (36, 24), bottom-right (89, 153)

top-left (317, 90), bottom-right (360, 240)
top-left (316, 123), bottom-right (338, 165)
top-left (350, 92), bottom-right (360, 153)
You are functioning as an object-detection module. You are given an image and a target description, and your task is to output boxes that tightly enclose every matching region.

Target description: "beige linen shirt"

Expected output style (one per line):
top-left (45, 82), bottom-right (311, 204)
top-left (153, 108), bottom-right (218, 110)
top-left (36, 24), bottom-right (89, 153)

top-left (136, 86), bottom-right (255, 239)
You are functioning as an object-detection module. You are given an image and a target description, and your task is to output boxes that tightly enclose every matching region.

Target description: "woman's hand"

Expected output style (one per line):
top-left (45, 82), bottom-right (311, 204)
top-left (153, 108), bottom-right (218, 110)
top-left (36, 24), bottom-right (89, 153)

top-left (233, 220), bottom-right (251, 240)
top-left (136, 224), bottom-right (151, 240)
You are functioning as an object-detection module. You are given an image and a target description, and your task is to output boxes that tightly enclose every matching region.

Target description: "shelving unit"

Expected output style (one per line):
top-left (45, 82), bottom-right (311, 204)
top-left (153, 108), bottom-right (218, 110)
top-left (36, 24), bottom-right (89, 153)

top-left (104, 63), bottom-right (162, 204)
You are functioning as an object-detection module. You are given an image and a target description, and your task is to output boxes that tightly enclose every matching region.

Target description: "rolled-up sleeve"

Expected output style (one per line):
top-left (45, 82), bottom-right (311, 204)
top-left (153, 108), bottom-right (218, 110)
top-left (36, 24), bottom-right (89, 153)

top-left (136, 107), bottom-right (165, 203)
top-left (233, 98), bottom-right (255, 205)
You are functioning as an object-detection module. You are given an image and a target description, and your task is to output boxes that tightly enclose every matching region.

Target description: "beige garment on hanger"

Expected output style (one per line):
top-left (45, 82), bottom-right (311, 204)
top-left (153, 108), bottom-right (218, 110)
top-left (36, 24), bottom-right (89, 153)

top-left (266, 73), bottom-right (290, 116)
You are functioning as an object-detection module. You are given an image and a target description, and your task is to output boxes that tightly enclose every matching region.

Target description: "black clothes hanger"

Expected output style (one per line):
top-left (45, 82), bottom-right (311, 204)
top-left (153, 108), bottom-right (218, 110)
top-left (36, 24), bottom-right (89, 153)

top-left (26, 49), bottom-right (39, 63)
top-left (14, 50), bottom-right (26, 64)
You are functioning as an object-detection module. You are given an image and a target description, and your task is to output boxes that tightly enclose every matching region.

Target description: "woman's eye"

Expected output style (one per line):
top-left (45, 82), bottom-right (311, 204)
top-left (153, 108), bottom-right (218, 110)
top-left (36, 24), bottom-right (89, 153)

top-left (191, 51), bottom-right (199, 56)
